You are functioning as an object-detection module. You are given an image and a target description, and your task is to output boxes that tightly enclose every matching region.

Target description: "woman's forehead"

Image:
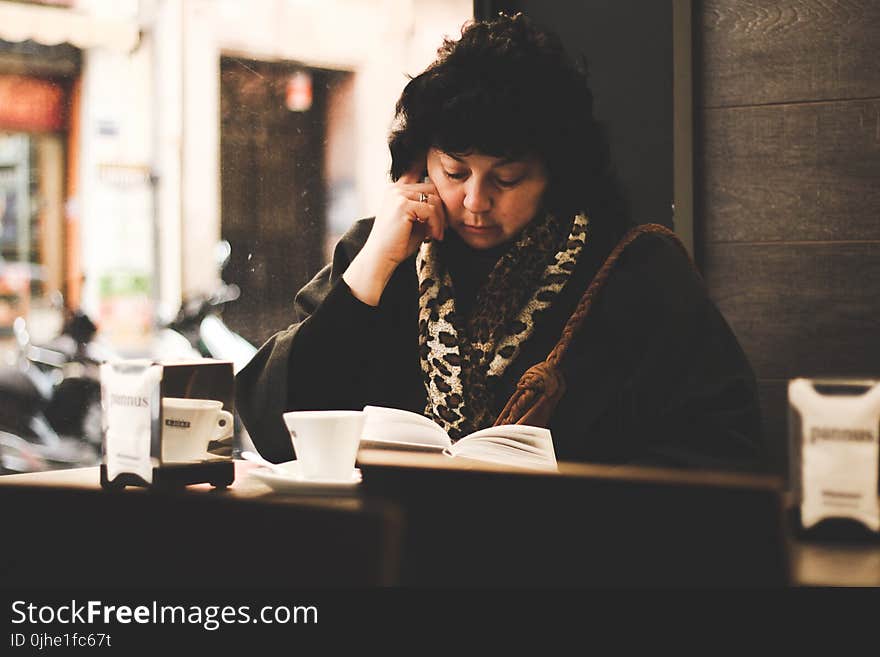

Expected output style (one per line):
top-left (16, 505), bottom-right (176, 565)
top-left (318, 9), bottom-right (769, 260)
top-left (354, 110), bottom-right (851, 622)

top-left (433, 148), bottom-right (535, 167)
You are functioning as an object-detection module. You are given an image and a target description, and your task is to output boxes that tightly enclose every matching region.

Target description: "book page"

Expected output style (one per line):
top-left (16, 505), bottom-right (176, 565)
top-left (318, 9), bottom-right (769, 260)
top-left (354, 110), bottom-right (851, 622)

top-left (449, 424), bottom-right (557, 470)
top-left (452, 435), bottom-right (544, 455)
top-left (361, 405), bottom-right (452, 449)
top-left (455, 424), bottom-right (551, 451)
top-left (451, 443), bottom-right (557, 470)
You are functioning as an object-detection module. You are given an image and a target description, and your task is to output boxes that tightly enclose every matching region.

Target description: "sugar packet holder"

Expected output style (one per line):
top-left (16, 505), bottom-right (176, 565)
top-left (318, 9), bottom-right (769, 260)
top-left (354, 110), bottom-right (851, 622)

top-left (99, 358), bottom-right (235, 490)
top-left (788, 378), bottom-right (880, 533)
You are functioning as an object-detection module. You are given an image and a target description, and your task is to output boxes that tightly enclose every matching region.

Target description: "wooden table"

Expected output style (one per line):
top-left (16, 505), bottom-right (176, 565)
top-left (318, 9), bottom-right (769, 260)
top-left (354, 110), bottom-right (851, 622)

top-left (356, 450), bottom-right (879, 587)
top-left (1, 457), bottom-right (877, 587)
top-left (0, 461), bottom-right (403, 587)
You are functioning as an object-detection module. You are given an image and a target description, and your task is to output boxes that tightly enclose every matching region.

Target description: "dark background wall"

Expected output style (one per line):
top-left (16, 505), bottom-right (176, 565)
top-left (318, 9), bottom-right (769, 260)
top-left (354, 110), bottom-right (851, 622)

top-left (478, 0), bottom-right (880, 475)
top-left (475, 0), bottom-right (675, 229)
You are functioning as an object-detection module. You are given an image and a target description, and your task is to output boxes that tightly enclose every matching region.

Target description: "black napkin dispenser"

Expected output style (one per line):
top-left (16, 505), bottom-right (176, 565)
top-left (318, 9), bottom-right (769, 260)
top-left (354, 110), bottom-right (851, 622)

top-left (99, 358), bottom-right (235, 489)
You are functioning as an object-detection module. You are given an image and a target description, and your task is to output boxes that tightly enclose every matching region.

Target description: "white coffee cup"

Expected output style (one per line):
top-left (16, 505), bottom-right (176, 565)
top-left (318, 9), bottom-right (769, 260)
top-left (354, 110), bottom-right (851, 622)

top-left (282, 410), bottom-right (365, 481)
top-left (162, 397), bottom-right (234, 463)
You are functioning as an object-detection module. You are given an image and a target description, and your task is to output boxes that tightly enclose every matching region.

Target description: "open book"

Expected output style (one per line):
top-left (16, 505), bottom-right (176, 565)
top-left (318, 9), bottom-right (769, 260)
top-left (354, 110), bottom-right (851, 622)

top-left (360, 405), bottom-right (557, 471)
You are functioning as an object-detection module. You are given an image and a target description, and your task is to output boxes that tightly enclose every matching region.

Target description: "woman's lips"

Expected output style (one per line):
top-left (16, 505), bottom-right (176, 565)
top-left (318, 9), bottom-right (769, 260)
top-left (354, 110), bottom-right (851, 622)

top-left (459, 224), bottom-right (498, 233)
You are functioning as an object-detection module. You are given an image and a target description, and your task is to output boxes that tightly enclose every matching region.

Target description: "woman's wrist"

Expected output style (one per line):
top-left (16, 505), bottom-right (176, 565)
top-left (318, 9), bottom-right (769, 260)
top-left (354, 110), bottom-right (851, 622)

top-left (342, 243), bottom-right (399, 306)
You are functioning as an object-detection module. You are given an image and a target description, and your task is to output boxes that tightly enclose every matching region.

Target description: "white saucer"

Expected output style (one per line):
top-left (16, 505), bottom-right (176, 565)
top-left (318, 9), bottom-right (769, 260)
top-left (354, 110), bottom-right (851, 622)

top-left (249, 461), bottom-right (362, 496)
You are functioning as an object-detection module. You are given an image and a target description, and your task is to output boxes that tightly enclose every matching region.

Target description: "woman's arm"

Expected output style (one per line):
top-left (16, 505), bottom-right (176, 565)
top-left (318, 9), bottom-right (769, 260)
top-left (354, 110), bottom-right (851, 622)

top-left (236, 166), bottom-right (445, 462)
top-left (556, 232), bottom-right (766, 472)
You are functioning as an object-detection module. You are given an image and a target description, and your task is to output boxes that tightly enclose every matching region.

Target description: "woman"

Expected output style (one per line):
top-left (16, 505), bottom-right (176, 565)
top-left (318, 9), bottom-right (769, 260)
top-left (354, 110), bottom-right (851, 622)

top-left (236, 14), bottom-right (765, 471)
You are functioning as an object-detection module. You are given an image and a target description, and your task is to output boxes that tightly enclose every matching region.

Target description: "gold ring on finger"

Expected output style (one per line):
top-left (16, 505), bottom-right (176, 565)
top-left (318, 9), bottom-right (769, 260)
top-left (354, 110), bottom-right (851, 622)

top-left (418, 192), bottom-right (428, 203)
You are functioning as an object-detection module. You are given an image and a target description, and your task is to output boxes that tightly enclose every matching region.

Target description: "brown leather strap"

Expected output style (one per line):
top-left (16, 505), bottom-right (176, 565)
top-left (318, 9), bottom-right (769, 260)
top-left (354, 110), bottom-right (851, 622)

top-left (494, 223), bottom-right (697, 427)
top-left (547, 222), bottom-right (696, 367)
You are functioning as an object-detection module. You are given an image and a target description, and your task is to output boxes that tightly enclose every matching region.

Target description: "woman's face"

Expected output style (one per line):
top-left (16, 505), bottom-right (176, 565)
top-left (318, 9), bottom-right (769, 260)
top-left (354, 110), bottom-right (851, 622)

top-left (426, 148), bottom-right (549, 249)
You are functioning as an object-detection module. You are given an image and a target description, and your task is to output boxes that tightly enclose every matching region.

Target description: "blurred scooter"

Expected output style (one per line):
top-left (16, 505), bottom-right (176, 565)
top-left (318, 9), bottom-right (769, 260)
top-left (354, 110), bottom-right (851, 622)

top-left (162, 241), bottom-right (256, 373)
top-left (161, 241), bottom-right (258, 453)
top-left (0, 302), bottom-right (104, 474)
top-left (0, 242), bottom-right (257, 473)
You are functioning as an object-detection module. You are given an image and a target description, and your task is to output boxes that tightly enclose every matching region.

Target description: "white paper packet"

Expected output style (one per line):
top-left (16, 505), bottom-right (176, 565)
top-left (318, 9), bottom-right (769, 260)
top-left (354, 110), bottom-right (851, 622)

top-left (789, 378), bottom-right (880, 532)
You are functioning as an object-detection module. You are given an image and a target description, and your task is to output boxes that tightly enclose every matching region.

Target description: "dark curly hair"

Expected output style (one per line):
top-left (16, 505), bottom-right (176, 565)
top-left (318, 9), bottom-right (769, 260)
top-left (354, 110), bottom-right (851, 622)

top-left (389, 13), bottom-right (630, 236)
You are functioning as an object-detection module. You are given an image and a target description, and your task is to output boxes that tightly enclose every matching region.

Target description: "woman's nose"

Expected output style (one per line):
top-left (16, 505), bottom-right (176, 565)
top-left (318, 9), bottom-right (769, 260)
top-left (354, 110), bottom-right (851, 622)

top-left (463, 179), bottom-right (492, 213)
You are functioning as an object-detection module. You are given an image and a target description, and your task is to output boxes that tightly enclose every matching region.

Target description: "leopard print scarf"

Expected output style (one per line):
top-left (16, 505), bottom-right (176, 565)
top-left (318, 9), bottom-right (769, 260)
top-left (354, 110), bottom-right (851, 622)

top-left (417, 213), bottom-right (589, 439)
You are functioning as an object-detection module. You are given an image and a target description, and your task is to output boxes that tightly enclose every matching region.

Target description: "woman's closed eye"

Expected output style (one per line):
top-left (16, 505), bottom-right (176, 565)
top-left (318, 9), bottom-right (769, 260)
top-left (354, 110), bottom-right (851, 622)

top-left (442, 169), bottom-right (525, 187)
top-left (495, 175), bottom-right (525, 188)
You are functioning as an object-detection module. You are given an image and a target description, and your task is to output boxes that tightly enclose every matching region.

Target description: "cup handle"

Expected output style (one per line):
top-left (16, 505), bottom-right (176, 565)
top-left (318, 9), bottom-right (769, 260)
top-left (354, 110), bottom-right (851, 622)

top-left (213, 410), bottom-right (235, 441)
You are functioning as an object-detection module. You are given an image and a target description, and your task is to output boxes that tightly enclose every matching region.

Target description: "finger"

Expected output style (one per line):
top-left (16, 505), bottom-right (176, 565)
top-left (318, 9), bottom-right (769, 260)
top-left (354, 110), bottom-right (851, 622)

top-left (397, 181), bottom-right (437, 193)
top-left (406, 189), bottom-right (446, 237)
top-left (402, 190), bottom-right (439, 206)
top-left (404, 199), bottom-right (443, 240)
top-left (418, 194), bottom-right (445, 241)
top-left (422, 200), bottom-right (445, 241)
top-left (406, 212), bottom-right (431, 246)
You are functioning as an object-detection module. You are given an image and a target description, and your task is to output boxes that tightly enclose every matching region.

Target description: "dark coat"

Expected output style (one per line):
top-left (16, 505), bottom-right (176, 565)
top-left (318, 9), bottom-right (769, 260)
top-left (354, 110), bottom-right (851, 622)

top-left (236, 217), bottom-right (766, 471)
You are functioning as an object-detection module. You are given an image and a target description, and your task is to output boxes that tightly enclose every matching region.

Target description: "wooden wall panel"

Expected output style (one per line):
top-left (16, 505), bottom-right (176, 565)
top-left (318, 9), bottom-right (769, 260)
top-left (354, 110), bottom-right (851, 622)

top-left (697, 0), bottom-right (880, 476)
top-left (704, 242), bottom-right (880, 380)
top-left (702, 100), bottom-right (880, 242)
top-left (701, 0), bottom-right (880, 107)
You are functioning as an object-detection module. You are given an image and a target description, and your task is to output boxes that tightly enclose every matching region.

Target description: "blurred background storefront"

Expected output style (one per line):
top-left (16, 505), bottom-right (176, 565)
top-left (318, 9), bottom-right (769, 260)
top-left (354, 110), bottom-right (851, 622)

top-left (0, 0), bottom-right (471, 356)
